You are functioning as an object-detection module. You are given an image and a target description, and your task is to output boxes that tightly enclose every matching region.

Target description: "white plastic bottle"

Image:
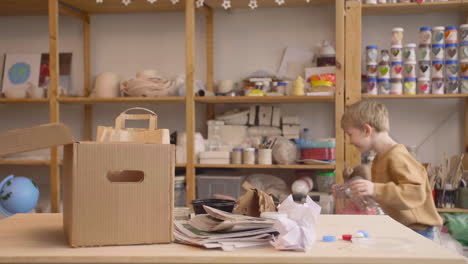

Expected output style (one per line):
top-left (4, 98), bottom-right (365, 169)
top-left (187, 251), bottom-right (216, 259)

top-left (291, 176), bottom-right (314, 196)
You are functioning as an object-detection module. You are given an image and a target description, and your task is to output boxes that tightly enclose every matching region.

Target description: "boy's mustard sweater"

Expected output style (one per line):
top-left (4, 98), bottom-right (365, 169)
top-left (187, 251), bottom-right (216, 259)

top-left (371, 144), bottom-right (443, 230)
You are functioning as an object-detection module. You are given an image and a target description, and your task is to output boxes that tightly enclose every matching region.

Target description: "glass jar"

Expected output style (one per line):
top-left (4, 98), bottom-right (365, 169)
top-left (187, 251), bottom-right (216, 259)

top-left (366, 78), bottom-right (378, 95)
top-left (392, 28), bottom-right (404, 46)
top-left (317, 40), bottom-right (336, 67)
top-left (391, 61), bottom-right (403, 79)
top-left (460, 42), bottom-right (468, 61)
top-left (404, 62), bottom-right (416, 78)
top-left (431, 61), bottom-right (444, 79)
top-left (445, 43), bottom-right (458, 61)
top-left (419, 27), bottom-right (432, 45)
top-left (316, 172), bottom-right (336, 193)
top-left (432, 78), bottom-right (445, 94)
top-left (378, 63), bottom-right (390, 79)
top-left (460, 59), bottom-right (468, 77)
top-left (366, 45), bottom-right (378, 64)
top-left (417, 78), bottom-right (431, 94)
top-left (377, 78), bottom-right (391, 95)
top-left (243, 148), bottom-right (255, 165)
top-left (432, 44), bottom-right (445, 61)
top-left (231, 148), bottom-right (243, 164)
top-left (460, 24), bottom-right (468, 43)
top-left (418, 61), bottom-right (431, 79)
top-left (461, 76), bottom-right (468, 94)
top-left (418, 44), bottom-right (431, 61)
top-left (432, 26), bottom-right (445, 45)
top-left (445, 26), bottom-right (458, 44)
top-left (390, 45), bottom-right (402, 62)
top-left (403, 43), bottom-right (417, 62)
top-left (390, 78), bottom-right (403, 95)
top-left (404, 78), bottom-right (417, 95)
top-left (174, 176), bottom-right (186, 207)
top-left (446, 77), bottom-right (460, 94)
top-left (366, 63), bottom-right (378, 77)
top-left (445, 60), bottom-right (459, 78)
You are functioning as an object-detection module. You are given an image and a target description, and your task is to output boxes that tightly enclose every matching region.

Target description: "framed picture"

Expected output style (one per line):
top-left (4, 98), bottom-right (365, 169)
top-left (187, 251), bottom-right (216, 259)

top-left (1, 53), bottom-right (41, 93)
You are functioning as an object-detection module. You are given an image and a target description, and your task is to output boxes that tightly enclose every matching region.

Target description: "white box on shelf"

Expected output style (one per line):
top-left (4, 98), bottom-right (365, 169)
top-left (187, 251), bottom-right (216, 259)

top-left (282, 116), bottom-right (300, 125)
top-left (258, 106), bottom-right (273, 126)
top-left (199, 151), bottom-right (230, 159)
top-left (199, 158), bottom-right (230, 165)
top-left (282, 124), bottom-right (300, 135)
top-left (272, 107), bottom-right (281, 127)
top-left (249, 106), bottom-right (257, 126)
top-left (283, 134), bottom-right (300, 140)
top-left (196, 175), bottom-right (245, 199)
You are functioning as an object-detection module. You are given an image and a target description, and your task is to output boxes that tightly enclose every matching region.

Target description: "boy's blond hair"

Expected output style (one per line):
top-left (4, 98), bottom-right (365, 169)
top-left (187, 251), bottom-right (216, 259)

top-left (341, 100), bottom-right (389, 132)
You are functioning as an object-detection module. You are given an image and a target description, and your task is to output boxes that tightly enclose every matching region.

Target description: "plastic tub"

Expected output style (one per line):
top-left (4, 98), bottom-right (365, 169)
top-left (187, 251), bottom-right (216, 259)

top-left (191, 199), bottom-right (236, 214)
top-left (316, 172), bottom-right (335, 193)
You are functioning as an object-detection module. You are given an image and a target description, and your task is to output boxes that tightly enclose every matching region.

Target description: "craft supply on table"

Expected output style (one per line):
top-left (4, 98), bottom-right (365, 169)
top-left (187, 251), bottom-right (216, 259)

top-left (390, 78), bottom-right (403, 95)
top-left (446, 77), bottom-right (460, 94)
top-left (404, 77), bottom-right (417, 95)
top-left (432, 44), bottom-right (445, 61)
top-left (322, 236), bottom-right (337, 242)
top-left (444, 26), bottom-right (458, 44)
top-left (445, 43), bottom-right (458, 60)
top-left (419, 27), bottom-right (432, 45)
top-left (431, 77), bottom-right (445, 94)
top-left (432, 26), bottom-right (445, 45)
top-left (417, 78), bottom-right (431, 94)
top-left (377, 78), bottom-right (391, 95)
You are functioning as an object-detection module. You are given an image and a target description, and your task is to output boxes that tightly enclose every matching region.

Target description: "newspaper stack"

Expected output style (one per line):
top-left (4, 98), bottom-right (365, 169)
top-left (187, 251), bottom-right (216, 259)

top-left (174, 205), bottom-right (277, 251)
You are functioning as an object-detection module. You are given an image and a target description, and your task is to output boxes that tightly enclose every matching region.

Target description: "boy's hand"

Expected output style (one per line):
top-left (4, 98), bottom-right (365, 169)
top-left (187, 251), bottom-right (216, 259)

top-left (350, 179), bottom-right (374, 197)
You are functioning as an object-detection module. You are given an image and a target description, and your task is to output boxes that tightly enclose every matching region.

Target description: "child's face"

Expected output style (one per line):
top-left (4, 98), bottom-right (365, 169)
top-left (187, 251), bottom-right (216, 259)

top-left (344, 126), bottom-right (372, 153)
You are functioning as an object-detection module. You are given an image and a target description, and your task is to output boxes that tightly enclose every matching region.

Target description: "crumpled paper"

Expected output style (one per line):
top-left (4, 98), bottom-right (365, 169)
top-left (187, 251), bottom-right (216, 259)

top-left (270, 195), bottom-right (321, 252)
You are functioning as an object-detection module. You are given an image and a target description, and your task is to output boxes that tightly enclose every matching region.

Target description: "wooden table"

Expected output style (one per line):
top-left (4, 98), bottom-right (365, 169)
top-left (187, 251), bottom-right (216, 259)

top-left (0, 214), bottom-right (466, 264)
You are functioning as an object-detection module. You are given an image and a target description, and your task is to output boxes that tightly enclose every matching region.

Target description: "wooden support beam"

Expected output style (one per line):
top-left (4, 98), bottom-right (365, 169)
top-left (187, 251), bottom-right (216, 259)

top-left (58, 4), bottom-right (88, 22)
top-left (185, 0), bottom-right (196, 204)
top-left (335, 0), bottom-right (345, 183)
top-left (83, 14), bottom-right (93, 141)
top-left (206, 6), bottom-right (215, 122)
top-left (48, 0), bottom-right (61, 213)
top-left (344, 0), bottom-right (362, 169)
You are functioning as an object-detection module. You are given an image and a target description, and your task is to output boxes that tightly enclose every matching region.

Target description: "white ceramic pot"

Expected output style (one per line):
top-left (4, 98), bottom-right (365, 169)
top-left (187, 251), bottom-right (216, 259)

top-left (94, 72), bottom-right (120, 98)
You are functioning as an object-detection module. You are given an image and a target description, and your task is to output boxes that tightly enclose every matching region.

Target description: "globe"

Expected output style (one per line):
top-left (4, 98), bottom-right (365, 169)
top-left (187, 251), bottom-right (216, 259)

top-left (0, 175), bottom-right (39, 217)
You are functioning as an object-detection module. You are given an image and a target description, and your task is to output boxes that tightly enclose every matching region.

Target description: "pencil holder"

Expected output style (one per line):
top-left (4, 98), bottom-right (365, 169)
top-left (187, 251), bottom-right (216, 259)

top-left (258, 149), bottom-right (272, 165)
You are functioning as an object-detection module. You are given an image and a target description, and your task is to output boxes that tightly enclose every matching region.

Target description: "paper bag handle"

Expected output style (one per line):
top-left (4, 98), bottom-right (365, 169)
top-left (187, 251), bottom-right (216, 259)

top-left (115, 107), bottom-right (158, 130)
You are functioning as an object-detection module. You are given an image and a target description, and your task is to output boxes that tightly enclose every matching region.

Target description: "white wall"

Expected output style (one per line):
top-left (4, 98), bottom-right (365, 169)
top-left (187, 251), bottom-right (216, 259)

top-left (0, 7), bottom-right (465, 209)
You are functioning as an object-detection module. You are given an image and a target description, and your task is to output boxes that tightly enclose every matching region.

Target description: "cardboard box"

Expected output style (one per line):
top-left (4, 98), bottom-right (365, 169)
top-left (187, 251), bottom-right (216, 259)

top-left (0, 123), bottom-right (175, 247)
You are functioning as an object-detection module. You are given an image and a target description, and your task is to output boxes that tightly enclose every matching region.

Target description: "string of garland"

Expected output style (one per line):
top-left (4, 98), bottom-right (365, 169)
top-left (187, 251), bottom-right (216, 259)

top-left (96, 0), bottom-right (313, 10)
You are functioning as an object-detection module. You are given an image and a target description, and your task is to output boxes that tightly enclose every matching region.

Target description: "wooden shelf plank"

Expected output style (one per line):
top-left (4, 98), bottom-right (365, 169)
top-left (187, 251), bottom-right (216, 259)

top-left (0, 98), bottom-right (49, 104)
top-left (58, 97), bottom-right (186, 104)
top-left (195, 164), bottom-right (335, 169)
top-left (0, 0), bottom-right (49, 16)
top-left (362, 1), bottom-right (465, 15)
top-left (204, 0), bottom-right (334, 9)
top-left (60, 0), bottom-right (185, 14)
top-left (363, 94), bottom-right (468, 99)
top-left (0, 160), bottom-right (51, 166)
top-left (195, 96), bottom-right (335, 104)
top-left (437, 208), bottom-right (468, 213)
top-left (176, 164), bottom-right (186, 168)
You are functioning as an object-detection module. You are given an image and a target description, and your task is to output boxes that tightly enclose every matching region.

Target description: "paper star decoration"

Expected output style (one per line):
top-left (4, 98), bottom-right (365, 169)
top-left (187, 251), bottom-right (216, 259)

top-left (222, 0), bottom-right (231, 9)
top-left (275, 0), bottom-right (285, 5)
top-left (248, 0), bottom-right (258, 9)
top-left (96, 0), bottom-right (103, 3)
top-left (305, 0), bottom-right (310, 2)
top-left (171, 0), bottom-right (179, 4)
top-left (147, 0), bottom-right (157, 3)
top-left (122, 0), bottom-right (131, 5)
top-left (196, 0), bottom-right (204, 8)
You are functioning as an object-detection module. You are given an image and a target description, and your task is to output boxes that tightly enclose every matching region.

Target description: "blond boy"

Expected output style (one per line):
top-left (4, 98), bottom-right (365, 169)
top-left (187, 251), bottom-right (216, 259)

top-left (341, 100), bottom-right (442, 239)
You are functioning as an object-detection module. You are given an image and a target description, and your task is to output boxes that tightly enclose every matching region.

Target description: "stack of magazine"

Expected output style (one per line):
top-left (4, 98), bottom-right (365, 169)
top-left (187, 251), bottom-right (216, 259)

top-left (174, 206), bottom-right (277, 251)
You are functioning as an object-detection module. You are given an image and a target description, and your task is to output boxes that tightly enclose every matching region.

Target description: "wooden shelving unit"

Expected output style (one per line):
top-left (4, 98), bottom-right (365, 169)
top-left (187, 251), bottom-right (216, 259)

top-left (437, 208), bottom-right (468, 214)
top-left (363, 94), bottom-right (468, 99)
top-left (0, 98), bottom-right (49, 104)
top-left (195, 96), bottom-right (335, 104)
top-left (0, 160), bottom-right (51, 166)
top-left (195, 164), bottom-right (335, 170)
top-left (58, 97), bottom-right (186, 104)
top-left (362, 1), bottom-right (464, 15)
top-left (203, 0), bottom-right (334, 8)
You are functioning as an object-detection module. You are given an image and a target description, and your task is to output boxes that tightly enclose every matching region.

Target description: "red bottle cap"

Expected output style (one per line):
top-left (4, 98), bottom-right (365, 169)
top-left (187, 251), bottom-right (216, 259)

top-left (342, 234), bottom-right (352, 241)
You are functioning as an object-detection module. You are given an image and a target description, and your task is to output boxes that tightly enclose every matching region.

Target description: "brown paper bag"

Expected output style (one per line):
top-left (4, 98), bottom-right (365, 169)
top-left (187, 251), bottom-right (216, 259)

top-left (96, 107), bottom-right (170, 144)
top-left (233, 182), bottom-right (277, 217)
